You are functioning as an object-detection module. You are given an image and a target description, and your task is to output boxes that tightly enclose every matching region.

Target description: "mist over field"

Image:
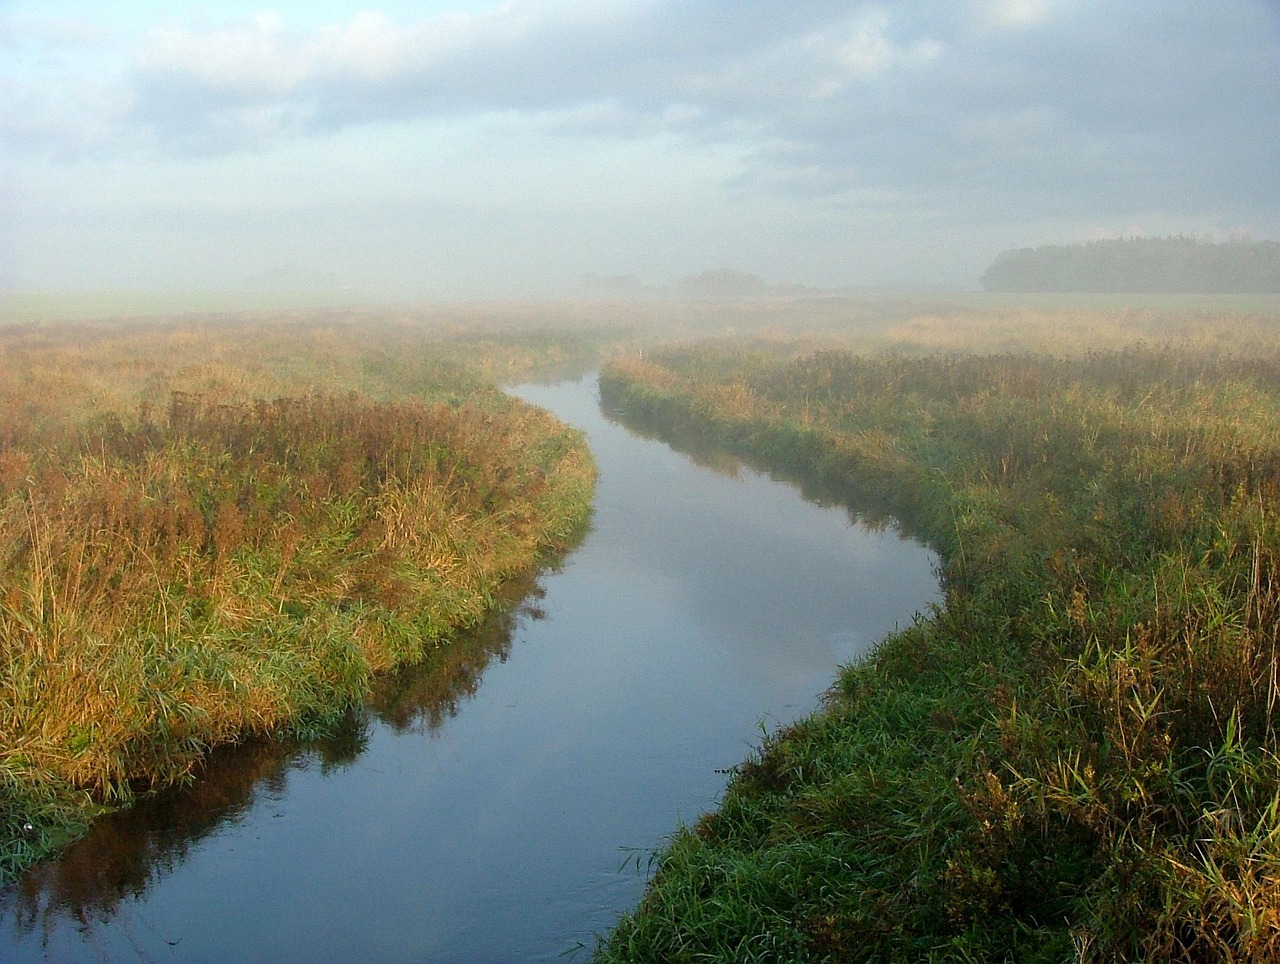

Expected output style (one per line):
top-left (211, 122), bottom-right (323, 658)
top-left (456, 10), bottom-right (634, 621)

top-left (3, 0), bottom-right (1277, 304)
top-left (6, 5), bottom-right (1280, 960)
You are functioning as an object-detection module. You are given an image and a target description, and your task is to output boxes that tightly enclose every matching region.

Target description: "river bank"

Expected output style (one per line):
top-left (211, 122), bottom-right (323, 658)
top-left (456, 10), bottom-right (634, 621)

top-left (595, 345), bottom-right (1280, 961)
top-left (0, 316), bottom-right (599, 879)
top-left (0, 373), bottom-right (938, 960)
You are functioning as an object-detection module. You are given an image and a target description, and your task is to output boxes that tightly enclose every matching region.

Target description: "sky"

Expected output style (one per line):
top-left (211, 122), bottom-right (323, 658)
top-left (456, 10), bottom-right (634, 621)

top-left (2, 0), bottom-right (1278, 299)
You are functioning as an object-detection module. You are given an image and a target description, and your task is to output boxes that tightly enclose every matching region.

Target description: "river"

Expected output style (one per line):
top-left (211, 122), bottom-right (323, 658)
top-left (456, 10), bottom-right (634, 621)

top-left (0, 373), bottom-right (939, 962)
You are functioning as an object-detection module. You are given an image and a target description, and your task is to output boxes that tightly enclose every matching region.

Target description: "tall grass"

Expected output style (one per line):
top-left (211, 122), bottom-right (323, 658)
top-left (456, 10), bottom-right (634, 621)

top-left (0, 314), bottom-right (597, 879)
top-left (0, 570), bottom-right (547, 933)
top-left (596, 341), bottom-right (1280, 960)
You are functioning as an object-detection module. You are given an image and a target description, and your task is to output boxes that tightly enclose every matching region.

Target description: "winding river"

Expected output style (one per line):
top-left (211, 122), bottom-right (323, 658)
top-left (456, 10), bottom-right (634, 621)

top-left (0, 374), bottom-right (939, 962)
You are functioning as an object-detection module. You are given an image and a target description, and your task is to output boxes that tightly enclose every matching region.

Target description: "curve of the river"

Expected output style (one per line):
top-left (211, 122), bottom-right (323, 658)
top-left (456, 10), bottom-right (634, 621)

top-left (0, 374), bottom-right (940, 962)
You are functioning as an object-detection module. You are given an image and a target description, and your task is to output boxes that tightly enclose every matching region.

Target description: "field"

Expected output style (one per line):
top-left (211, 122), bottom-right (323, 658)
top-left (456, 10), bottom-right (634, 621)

top-left (594, 296), bottom-right (1280, 961)
top-left (6, 293), bottom-right (1280, 960)
top-left (0, 309), bottom-right (610, 878)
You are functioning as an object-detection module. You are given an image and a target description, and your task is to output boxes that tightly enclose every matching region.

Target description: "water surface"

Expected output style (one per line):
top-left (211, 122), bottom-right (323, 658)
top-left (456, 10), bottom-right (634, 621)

top-left (0, 374), bottom-right (939, 962)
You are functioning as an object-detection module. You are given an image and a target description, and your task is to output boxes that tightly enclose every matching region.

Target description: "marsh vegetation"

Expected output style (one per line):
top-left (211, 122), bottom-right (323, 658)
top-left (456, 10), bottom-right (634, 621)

top-left (595, 297), bottom-right (1280, 960)
top-left (0, 366), bottom-right (939, 961)
top-left (5, 294), bottom-right (1280, 961)
top-left (0, 311), bottom-right (602, 877)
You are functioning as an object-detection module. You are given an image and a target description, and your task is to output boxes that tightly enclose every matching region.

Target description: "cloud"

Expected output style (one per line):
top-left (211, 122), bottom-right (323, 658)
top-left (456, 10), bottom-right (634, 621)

top-left (0, 14), bottom-right (133, 156)
top-left (0, 12), bottom-right (114, 49)
top-left (984, 0), bottom-right (1063, 29)
top-left (4, 0), bottom-right (1277, 292)
top-left (116, 2), bottom-right (961, 155)
top-left (126, 2), bottom-right (661, 151)
top-left (721, 0), bottom-right (1279, 223)
top-left (14, 0), bottom-right (1277, 206)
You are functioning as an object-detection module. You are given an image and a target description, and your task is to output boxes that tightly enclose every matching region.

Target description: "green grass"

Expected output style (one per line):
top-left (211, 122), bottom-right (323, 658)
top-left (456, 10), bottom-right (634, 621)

top-left (9, 294), bottom-right (1280, 924)
top-left (0, 315), bottom-right (600, 880)
top-left (595, 342), bottom-right (1280, 961)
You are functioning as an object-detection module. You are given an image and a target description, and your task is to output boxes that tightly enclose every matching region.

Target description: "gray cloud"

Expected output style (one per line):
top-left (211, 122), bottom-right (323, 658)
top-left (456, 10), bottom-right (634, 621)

top-left (21, 2), bottom-right (1280, 211)
top-left (5, 0), bottom-right (1277, 292)
top-left (720, 1), bottom-right (1279, 221)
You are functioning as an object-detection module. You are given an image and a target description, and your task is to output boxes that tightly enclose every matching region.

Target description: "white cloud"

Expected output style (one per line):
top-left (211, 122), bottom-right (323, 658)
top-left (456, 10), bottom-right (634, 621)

top-left (121, 1), bottom-right (668, 152)
top-left (985, 0), bottom-right (1062, 28)
top-left (803, 9), bottom-right (943, 100)
top-left (812, 9), bottom-right (897, 78)
top-left (3, 0), bottom-right (1277, 294)
top-left (0, 13), bottom-right (132, 155)
top-left (0, 12), bottom-right (114, 49)
top-left (139, 13), bottom-right (309, 95)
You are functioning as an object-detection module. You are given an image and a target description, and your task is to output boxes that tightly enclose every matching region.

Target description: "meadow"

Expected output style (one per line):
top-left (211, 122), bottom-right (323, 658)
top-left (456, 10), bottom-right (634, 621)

top-left (0, 309), bottom-right (605, 878)
top-left (6, 292), bottom-right (1280, 960)
top-left (594, 297), bottom-right (1280, 961)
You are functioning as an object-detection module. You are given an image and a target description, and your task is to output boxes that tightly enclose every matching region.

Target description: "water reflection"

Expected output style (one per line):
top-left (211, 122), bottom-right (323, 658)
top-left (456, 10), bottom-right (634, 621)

top-left (0, 573), bottom-right (545, 949)
top-left (600, 393), bottom-right (917, 540)
top-left (366, 577), bottom-right (547, 735)
top-left (0, 374), bottom-right (938, 962)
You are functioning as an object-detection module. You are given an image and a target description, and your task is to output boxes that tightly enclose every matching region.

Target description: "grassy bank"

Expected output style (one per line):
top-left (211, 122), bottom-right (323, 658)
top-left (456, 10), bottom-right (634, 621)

top-left (2, 568), bottom-right (547, 931)
top-left (0, 314), bottom-right (598, 879)
top-left (595, 341), bottom-right (1280, 960)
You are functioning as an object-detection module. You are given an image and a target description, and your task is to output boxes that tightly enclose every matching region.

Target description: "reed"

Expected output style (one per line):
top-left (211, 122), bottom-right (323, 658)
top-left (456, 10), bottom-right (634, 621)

top-left (596, 337), bottom-right (1280, 960)
top-left (0, 314), bottom-right (597, 879)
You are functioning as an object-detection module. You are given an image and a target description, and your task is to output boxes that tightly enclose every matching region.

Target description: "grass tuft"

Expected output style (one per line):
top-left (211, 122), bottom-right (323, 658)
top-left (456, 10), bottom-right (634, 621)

top-left (596, 339), bottom-right (1280, 961)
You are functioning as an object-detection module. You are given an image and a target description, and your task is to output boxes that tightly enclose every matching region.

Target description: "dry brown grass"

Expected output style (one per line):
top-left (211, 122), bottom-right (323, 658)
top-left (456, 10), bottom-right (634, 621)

top-left (0, 310), bottom-right (598, 878)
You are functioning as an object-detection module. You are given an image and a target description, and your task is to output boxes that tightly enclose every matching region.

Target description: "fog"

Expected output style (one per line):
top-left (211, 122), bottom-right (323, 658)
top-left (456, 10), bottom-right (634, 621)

top-left (3, 0), bottom-right (1277, 301)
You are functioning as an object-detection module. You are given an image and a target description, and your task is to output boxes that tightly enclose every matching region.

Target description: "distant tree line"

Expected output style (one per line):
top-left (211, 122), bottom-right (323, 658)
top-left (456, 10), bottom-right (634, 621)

top-left (980, 236), bottom-right (1280, 293)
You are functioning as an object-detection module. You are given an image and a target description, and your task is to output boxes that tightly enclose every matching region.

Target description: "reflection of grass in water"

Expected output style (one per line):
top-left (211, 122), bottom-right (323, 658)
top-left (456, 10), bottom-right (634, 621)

top-left (596, 333), bottom-right (1280, 961)
top-left (1, 738), bottom-right (292, 939)
top-left (602, 396), bottom-right (909, 538)
top-left (0, 557), bottom-right (573, 940)
top-left (0, 314), bottom-right (598, 882)
top-left (367, 556), bottom-right (574, 735)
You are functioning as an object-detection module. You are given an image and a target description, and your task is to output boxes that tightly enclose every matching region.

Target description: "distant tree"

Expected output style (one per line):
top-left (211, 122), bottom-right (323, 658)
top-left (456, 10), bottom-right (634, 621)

top-left (676, 269), bottom-right (811, 299)
top-left (677, 269), bottom-right (774, 299)
top-left (979, 237), bottom-right (1280, 293)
